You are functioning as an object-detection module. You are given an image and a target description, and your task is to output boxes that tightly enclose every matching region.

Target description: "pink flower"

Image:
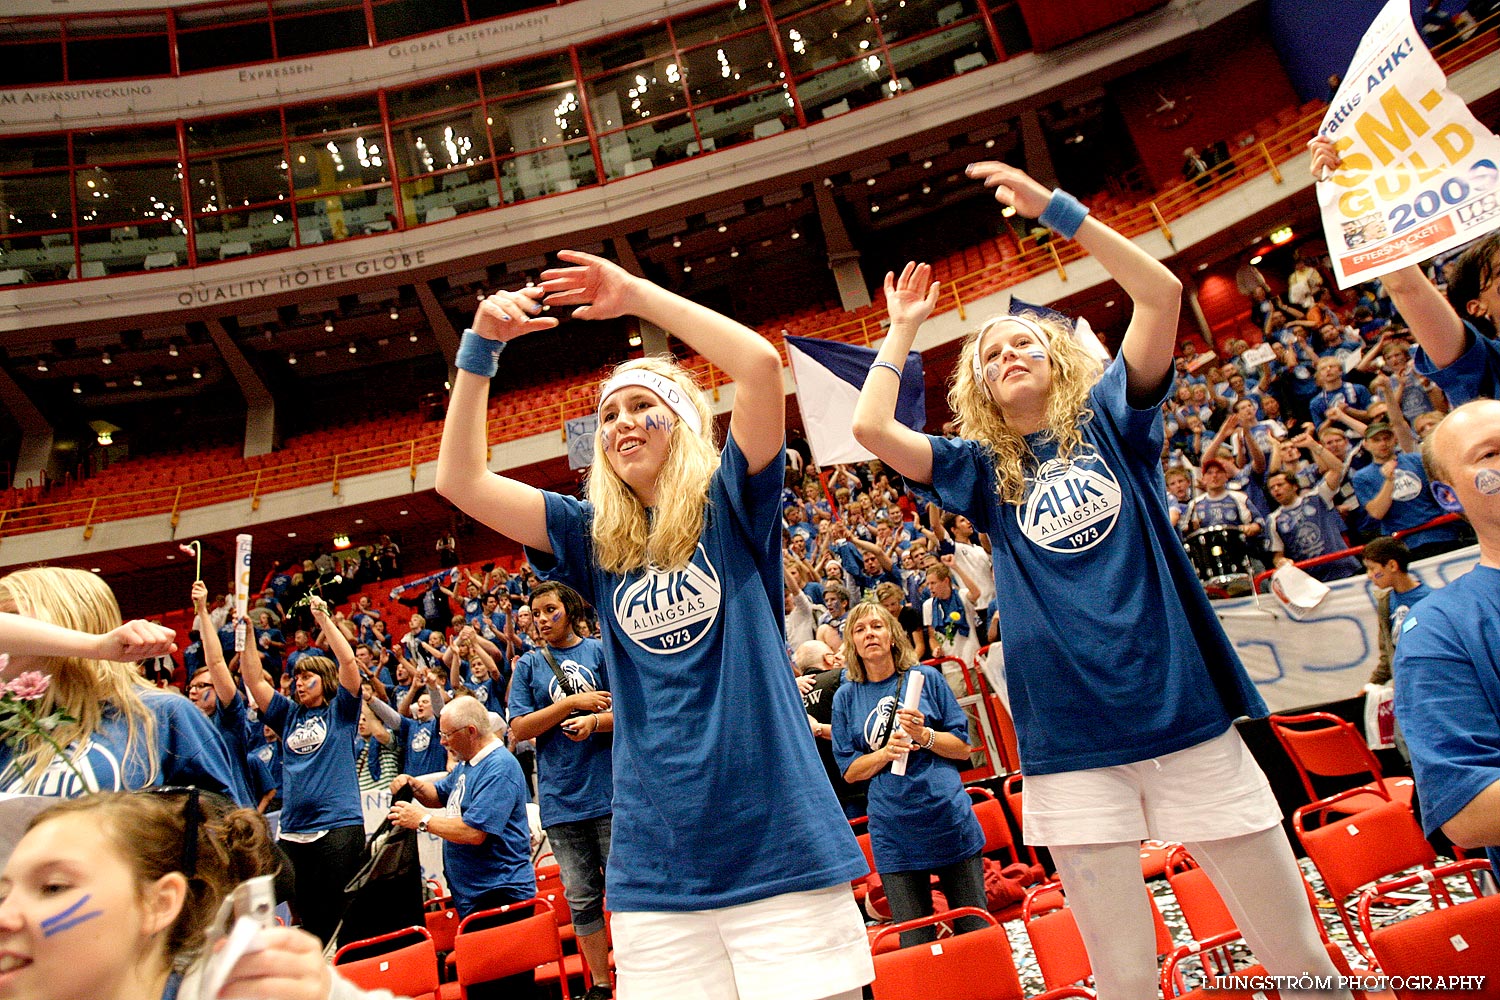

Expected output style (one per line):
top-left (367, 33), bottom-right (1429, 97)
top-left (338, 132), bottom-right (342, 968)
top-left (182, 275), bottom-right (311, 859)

top-left (4, 671), bottom-right (50, 701)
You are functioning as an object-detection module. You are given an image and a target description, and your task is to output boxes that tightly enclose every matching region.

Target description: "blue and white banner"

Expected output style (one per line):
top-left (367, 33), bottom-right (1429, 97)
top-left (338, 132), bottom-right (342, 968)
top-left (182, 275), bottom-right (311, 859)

top-left (564, 414), bottom-right (599, 470)
top-left (1216, 544), bottom-right (1479, 712)
top-left (388, 567), bottom-right (458, 600)
top-left (786, 336), bottom-right (925, 467)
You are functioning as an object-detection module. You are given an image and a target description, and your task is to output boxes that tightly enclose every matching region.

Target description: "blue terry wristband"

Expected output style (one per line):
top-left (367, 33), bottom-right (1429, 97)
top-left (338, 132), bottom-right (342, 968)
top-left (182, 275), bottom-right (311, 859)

top-left (1038, 188), bottom-right (1089, 240)
top-left (455, 329), bottom-right (505, 378)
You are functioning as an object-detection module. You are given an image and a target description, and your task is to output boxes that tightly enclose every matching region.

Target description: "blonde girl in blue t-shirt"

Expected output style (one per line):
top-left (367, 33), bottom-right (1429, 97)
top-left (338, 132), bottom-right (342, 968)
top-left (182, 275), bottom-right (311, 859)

top-left (853, 160), bottom-right (1347, 1000)
top-left (436, 251), bottom-right (871, 1000)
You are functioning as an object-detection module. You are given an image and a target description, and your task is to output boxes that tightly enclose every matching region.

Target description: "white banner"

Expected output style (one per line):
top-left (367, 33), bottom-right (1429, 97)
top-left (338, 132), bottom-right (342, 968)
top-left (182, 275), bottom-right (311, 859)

top-left (361, 780), bottom-right (448, 897)
top-left (1218, 544), bottom-right (1479, 713)
top-left (1316, 0), bottom-right (1500, 289)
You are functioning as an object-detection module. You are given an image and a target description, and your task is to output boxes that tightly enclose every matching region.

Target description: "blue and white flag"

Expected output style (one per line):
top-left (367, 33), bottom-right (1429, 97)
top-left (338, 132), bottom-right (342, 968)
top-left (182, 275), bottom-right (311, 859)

top-left (786, 335), bottom-right (925, 467)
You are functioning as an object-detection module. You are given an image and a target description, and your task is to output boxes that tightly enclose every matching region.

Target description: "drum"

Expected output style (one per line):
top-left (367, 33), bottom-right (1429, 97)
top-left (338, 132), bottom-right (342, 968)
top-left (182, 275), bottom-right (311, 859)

top-left (1186, 526), bottom-right (1249, 588)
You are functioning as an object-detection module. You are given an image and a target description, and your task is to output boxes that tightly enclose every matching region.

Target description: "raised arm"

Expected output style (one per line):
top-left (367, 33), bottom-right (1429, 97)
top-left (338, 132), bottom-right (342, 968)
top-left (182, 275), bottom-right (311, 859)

top-left (1310, 137), bottom-right (1468, 367)
top-left (309, 596), bottom-right (360, 696)
top-left (0, 612), bottom-right (176, 670)
top-left (967, 160), bottom-right (1182, 400)
top-left (847, 534), bottom-right (892, 572)
top-left (238, 617), bottom-right (274, 714)
top-left (540, 250), bottom-right (785, 473)
top-left (851, 263), bottom-right (939, 484)
top-left (192, 581), bottom-right (239, 708)
top-left (435, 286), bottom-right (557, 553)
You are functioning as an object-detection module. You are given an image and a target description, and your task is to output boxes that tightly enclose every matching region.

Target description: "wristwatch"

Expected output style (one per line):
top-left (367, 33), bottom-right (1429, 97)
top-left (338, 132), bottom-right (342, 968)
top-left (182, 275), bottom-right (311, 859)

top-left (417, 815), bottom-right (431, 834)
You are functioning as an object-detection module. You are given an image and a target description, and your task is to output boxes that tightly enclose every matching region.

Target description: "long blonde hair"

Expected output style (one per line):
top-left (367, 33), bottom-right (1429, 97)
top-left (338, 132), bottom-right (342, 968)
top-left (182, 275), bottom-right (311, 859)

top-left (587, 357), bottom-right (720, 574)
top-left (841, 602), bottom-right (918, 683)
top-left (0, 566), bottom-right (160, 789)
top-left (949, 314), bottom-right (1101, 505)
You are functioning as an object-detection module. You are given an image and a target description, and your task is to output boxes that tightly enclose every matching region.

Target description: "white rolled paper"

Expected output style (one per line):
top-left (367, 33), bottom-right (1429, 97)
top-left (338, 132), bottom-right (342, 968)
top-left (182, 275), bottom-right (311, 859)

top-left (234, 533), bottom-right (252, 651)
top-left (890, 668), bottom-right (924, 777)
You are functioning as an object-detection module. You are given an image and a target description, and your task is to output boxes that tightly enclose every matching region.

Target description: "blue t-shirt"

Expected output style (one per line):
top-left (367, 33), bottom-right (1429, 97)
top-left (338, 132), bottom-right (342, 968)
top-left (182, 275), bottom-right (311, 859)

top-left (1267, 484), bottom-right (1360, 580)
top-left (0, 689), bottom-right (245, 802)
top-left (1414, 321), bottom-right (1498, 407)
top-left (397, 713), bottom-right (447, 776)
top-left (246, 740), bottom-right (282, 806)
top-left (1392, 565), bottom-right (1500, 877)
top-left (263, 687), bottom-right (363, 833)
top-left (284, 646), bottom-right (326, 674)
top-left (509, 638), bottom-right (614, 827)
top-left (208, 692), bottom-right (255, 806)
top-left (912, 356), bottom-right (1266, 775)
top-left (1185, 491), bottom-right (1260, 532)
top-left (254, 627), bottom-right (284, 672)
top-left (1351, 451), bottom-right (1462, 545)
top-left (433, 743), bottom-right (537, 917)
top-left (1308, 383), bottom-right (1372, 430)
top-left (1389, 582), bottom-right (1432, 640)
top-left (831, 664), bottom-right (984, 873)
top-left (526, 436), bottom-right (868, 911)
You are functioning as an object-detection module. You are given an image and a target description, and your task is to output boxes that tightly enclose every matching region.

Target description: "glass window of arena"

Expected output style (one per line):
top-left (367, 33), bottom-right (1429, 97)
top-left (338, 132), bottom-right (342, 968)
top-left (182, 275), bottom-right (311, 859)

top-left (0, 0), bottom-right (1031, 280)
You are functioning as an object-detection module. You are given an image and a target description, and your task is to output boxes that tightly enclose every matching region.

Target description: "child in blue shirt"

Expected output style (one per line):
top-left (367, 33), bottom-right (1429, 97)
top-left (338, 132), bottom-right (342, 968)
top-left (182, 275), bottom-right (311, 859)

top-left (509, 581), bottom-right (615, 993)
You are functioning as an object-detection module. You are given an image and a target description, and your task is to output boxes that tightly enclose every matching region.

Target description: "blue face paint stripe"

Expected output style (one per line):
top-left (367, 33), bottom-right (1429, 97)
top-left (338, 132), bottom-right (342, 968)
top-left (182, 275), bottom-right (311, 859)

top-left (38, 894), bottom-right (91, 930)
top-left (41, 909), bottom-right (104, 938)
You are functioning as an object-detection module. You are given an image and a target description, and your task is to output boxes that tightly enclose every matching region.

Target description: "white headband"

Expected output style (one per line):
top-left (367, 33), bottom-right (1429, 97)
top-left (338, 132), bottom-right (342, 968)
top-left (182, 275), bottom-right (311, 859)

top-left (971, 315), bottom-right (1051, 395)
top-left (597, 370), bottom-right (703, 436)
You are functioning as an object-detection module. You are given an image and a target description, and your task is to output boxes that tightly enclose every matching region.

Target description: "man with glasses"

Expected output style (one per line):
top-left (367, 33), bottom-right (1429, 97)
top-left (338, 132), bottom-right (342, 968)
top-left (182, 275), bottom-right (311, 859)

top-left (387, 696), bottom-right (535, 918)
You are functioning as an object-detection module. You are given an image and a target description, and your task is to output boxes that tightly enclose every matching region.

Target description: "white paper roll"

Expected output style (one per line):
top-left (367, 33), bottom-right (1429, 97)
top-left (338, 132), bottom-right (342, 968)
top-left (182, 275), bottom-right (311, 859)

top-left (890, 668), bottom-right (924, 777)
top-left (234, 533), bottom-right (252, 651)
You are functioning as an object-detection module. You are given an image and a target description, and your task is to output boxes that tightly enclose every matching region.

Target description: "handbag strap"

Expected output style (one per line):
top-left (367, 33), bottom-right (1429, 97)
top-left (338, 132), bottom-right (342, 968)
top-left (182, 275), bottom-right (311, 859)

top-left (537, 642), bottom-right (573, 693)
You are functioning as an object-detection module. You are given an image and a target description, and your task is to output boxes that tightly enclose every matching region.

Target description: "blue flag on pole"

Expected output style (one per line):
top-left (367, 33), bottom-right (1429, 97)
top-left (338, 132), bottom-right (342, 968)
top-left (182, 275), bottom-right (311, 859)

top-left (785, 335), bottom-right (925, 466)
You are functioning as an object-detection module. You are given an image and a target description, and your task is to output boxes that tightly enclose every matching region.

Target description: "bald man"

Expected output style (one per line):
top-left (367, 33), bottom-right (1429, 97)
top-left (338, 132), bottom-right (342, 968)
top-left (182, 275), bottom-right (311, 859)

top-left (1393, 398), bottom-right (1500, 877)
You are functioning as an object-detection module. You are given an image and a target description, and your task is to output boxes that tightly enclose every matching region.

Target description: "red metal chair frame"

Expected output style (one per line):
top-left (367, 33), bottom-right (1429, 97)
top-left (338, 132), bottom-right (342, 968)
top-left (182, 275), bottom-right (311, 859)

top-left (452, 897), bottom-right (572, 1000)
top-left (869, 906), bottom-right (1095, 1000)
top-left (1268, 711), bottom-right (1414, 813)
top-left (1356, 858), bottom-right (1500, 995)
top-left (332, 924), bottom-right (440, 1000)
top-left (1292, 785), bottom-right (1443, 962)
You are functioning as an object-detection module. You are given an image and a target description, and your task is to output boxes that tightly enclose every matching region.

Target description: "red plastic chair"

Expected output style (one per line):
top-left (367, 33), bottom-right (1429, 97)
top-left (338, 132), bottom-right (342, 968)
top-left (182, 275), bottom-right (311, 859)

top-left (332, 925), bottom-right (440, 1000)
top-left (1000, 773), bottom-right (1042, 867)
top-left (1269, 711), bottom-right (1415, 814)
top-left (869, 906), bottom-right (1093, 1000)
top-left (423, 895), bottom-right (459, 956)
top-left (1358, 859), bottom-right (1500, 997)
top-left (1293, 786), bottom-right (1442, 961)
top-left (1164, 846), bottom-right (1237, 945)
top-left (451, 897), bottom-right (572, 1000)
top-left (967, 786), bottom-right (1021, 862)
top-left (1022, 880), bottom-right (1174, 991)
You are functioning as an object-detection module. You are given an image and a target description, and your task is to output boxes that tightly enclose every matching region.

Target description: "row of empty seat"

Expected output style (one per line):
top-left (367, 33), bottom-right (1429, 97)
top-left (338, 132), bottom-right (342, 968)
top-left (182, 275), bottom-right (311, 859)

top-left (1, 97), bottom-right (1342, 536)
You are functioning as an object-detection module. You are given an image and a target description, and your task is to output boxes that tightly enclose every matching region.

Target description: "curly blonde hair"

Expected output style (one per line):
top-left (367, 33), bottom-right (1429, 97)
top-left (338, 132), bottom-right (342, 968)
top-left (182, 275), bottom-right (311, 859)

top-left (587, 357), bottom-right (720, 574)
top-left (949, 314), bottom-right (1103, 506)
top-left (0, 566), bottom-right (159, 790)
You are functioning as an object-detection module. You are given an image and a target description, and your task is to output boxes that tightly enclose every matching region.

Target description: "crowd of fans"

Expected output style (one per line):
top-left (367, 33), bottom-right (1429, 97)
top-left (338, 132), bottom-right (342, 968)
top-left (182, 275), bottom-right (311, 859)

top-left (0, 182), bottom-right (1493, 999)
top-left (1158, 249), bottom-right (1478, 587)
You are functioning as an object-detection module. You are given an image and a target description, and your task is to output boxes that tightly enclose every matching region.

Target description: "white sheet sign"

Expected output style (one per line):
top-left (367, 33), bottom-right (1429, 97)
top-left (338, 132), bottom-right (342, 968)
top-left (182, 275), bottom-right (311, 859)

top-left (1216, 544), bottom-right (1478, 712)
top-left (1316, 0), bottom-right (1500, 288)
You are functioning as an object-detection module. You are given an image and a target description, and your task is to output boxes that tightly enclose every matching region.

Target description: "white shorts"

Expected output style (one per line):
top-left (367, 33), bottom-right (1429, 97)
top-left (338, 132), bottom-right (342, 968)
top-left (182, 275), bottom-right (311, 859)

top-left (611, 884), bottom-right (874, 1000)
top-left (1022, 727), bottom-right (1283, 846)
